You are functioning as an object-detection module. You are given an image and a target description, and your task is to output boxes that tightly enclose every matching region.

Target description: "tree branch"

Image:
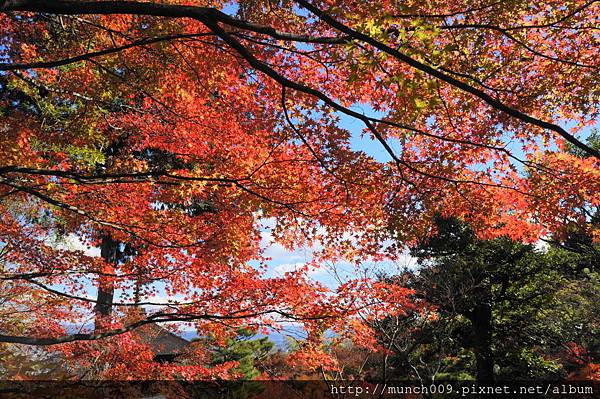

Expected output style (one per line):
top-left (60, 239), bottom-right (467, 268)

top-left (0, 33), bottom-right (214, 71)
top-left (295, 0), bottom-right (600, 160)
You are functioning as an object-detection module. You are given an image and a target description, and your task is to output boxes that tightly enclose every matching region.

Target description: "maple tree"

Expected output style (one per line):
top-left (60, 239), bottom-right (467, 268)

top-left (0, 0), bottom-right (598, 379)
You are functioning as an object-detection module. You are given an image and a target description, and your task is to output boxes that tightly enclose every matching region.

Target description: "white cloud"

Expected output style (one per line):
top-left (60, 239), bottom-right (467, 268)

top-left (259, 224), bottom-right (315, 263)
top-left (272, 262), bottom-right (325, 278)
top-left (53, 233), bottom-right (101, 257)
top-left (534, 239), bottom-right (550, 253)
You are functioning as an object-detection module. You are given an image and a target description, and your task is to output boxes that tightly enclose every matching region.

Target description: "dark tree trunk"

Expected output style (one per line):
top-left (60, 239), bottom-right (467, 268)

top-left (94, 235), bottom-right (120, 332)
top-left (471, 302), bottom-right (494, 383)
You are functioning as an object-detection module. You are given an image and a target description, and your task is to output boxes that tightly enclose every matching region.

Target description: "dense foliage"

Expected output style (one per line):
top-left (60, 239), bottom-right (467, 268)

top-left (0, 0), bottom-right (598, 381)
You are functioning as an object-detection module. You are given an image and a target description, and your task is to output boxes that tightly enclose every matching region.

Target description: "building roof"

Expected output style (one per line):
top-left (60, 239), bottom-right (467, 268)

top-left (137, 324), bottom-right (190, 356)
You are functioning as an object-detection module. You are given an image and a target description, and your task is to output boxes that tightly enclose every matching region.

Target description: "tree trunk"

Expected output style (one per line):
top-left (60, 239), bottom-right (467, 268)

top-left (94, 235), bottom-right (119, 332)
top-left (471, 302), bottom-right (494, 383)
